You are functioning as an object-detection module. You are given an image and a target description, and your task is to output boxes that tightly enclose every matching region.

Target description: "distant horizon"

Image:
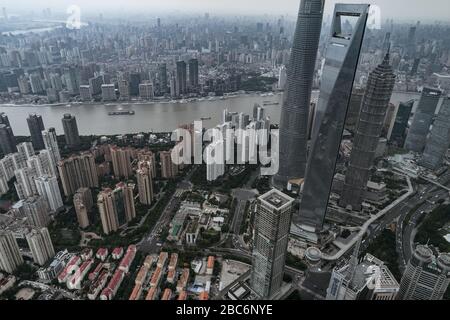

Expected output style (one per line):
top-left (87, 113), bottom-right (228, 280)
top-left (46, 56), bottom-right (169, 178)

top-left (1, 0), bottom-right (450, 24)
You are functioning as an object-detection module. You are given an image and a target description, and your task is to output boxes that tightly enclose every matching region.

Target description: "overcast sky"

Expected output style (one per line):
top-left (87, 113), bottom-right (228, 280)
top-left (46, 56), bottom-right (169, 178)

top-left (3, 0), bottom-right (450, 22)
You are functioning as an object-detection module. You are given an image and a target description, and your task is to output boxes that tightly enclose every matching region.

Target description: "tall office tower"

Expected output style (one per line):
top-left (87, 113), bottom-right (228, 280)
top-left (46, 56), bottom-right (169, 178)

top-left (73, 187), bottom-right (93, 228)
top-left (344, 89), bottom-right (364, 132)
top-left (326, 253), bottom-right (400, 300)
top-left (0, 124), bottom-right (17, 154)
top-left (382, 103), bottom-right (397, 137)
top-left (35, 175), bottom-right (63, 212)
top-left (61, 114), bottom-right (81, 147)
top-left (118, 79), bottom-right (130, 99)
top-left (398, 245), bottom-right (450, 300)
top-left (406, 26), bottom-right (417, 57)
top-left (129, 73), bottom-right (141, 96)
top-left (272, 0), bottom-right (324, 189)
top-left (101, 84), bottom-right (116, 101)
top-left (296, 4), bottom-right (370, 233)
top-left (404, 88), bottom-right (442, 152)
top-left (97, 183), bottom-right (136, 235)
top-left (205, 141), bottom-right (225, 182)
top-left (388, 100), bottom-right (414, 146)
top-left (57, 153), bottom-right (98, 196)
top-left (27, 113), bottom-right (45, 150)
top-left (278, 65), bottom-right (287, 90)
top-left (176, 61), bottom-right (187, 96)
top-left (137, 150), bottom-right (156, 177)
top-left (136, 161), bottom-right (154, 205)
top-left (79, 85), bottom-right (92, 101)
top-left (42, 127), bottom-right (61, 166)
top-left (14, 167), bottom-right (38, 199)
top-left (160, 150), bottom-right (178, 178)
top-left (188, 58), bottom-right (199, 89)
top-left (158, 63), bottom-right (168, 93)
top-left (26, 227), bottom-right (55, 266)
top-left (22, 195), bottom-right (50, 228)
top-left (89, 75), bottom-right (103, 95)
top-left (139, 82), bottom-right (154, 100)
top-left (110, 146), bottom-right (133, 179)
top-left (419, 98), bottom-right (450, 169)
top-left (0, 230), bottom-right (24, 274)
top-left (340, 52), bottom-right (395, 211)
top-left (63, 67), bottom-right (80, 95)
top-left (250, 189), bottom-right (294, 299)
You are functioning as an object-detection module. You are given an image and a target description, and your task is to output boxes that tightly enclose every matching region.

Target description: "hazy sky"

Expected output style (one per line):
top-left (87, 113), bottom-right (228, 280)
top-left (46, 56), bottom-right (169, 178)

top-left (3, 0), bottom-right (450, 22)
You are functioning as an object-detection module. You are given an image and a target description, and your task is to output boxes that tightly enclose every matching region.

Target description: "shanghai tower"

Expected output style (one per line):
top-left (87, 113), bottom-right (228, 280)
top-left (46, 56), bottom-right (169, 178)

top-left (273, 0), bottom-right (324, 189)
top-left (339, 51), bottom-right (396, 211)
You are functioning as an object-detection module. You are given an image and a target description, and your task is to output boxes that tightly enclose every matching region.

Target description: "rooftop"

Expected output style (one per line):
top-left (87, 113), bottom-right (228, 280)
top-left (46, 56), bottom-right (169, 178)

top-left (259, 188), bottom-right (294, 210)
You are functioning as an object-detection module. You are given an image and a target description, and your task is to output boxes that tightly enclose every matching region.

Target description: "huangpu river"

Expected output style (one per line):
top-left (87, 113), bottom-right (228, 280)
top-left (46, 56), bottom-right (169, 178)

top-left (0, 91), bottom-right (422, 136)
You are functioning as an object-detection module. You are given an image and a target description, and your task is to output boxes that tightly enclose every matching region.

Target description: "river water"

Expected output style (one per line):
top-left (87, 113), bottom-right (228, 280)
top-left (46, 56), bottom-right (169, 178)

top-left (0, 91), bottom-right (421, 136)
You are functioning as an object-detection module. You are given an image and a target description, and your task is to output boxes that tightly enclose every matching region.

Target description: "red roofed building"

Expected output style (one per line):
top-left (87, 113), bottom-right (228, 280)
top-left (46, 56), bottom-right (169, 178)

top-left (161, 288), bottom-right (172, 300)
top-left (177, 290), bottom-right (187, 300)
top-left (89, 262), bottom-right (104, 281)
top-left (157, 251), bottom-right (168, 268)
top-left (150, 267), bottom-right (162, 288)
top-left (176, 268), bottom-right (190, 292)
top-left (145, 287), bottom-right (157, 300)
top-left (129, 284), bottom-right (142, 300)
top-left (96, 248), bottom-right (108, 261)
top-left (168, 253), bottom-right (178, 271)
top-left (100, 269), bottom-right (125, 300)
top-left (206, 256), bottom-right (215, 275)
top-left (112, 247), bottom-right (124, 260)
top-left (118, 245), bottom-right (137, 273)
top-left (199, 291), bottom-right (209, 300)
top-left (58, 255), bottom-right (81, 283)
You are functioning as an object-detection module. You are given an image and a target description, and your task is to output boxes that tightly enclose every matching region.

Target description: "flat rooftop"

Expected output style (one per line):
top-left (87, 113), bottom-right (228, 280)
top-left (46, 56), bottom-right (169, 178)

top-left (259, 189), bottom-right (294, 210)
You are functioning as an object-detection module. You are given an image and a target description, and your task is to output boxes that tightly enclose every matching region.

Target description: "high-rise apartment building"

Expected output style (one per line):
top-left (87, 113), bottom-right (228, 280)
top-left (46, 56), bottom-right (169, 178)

top-left (250, 189), bottom-right (294, 299)
top-left (61, 114), bottom-right (81, 147)
top-left (340, 52), bottom-right (395, 210)
top-left (404, 88), bottom-right (442, 152)
top-left (139, 82), bottom-right (154, 100)
top-left (35, 175), bottom-right (63, 212)
top-left (0, 124), bottom-right (17, 155)
top-left (42, 127), bottom-right (61, 168)
top-left (74, 187), bottom-right (93, 229)
top-left (296, 4), bottom-right (370, 233)
top-left (0, 230), bottom-right (24, 274)
top-left (110, 146), bottom-right (134, 179)
top-left (14, 167), bottom-right (38, 199)
top-left (158, 63), bottom-right (168, 93)
top-left (398, 245), bottom-right (450, 300)
top-left (27, 113), bottom-right (45, 150)
top-left (97, 183), bottom-right (136, 235)
top-left (22, 195), bottom-right (50, 228)
top-left (136, 161), bottom-right (154, 205)
top-left (57, 153), bottom-right (98, 196)
top-left (273, 0), bottom-right (324, 189)
top-left (26, 227), bottom-right (55, 266)
top-left (160, 150), bottom-right (178, 178)
top-left (101, 84), bottom-right (116, 101)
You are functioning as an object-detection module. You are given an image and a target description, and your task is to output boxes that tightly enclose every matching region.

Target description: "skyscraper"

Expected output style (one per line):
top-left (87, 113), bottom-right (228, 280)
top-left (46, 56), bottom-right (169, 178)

top-left (110, 146), bottom-right (134, 179)
top-left (158, 63), bottom-right (168, 93)
top-left (35, 175), bottom-right (63, 212)
top-left (340, 52), bottom-right (395, 211)
top-left (0, 230), bottom-right (24, 274)
top-left (97, 183), bottom-right (136, 235)
top-left (273, 0), bottom-right (324, 189)
top-left (26, 227), bottom-right (55, 266)
top-left (0, 124), bottom-right (17, 155)
top-left (419, 97), bottom-right (450, 170)
top-left (404, 88), bottom-right (441, 152)
top-left (42, 127), bottom-right (61, 168)
top-left (250, 189), bottom-right (294, 299)
top-left (27, 113), bottom-right (45, 150)
top-left (176, 61), bottom-right (187, 96)
top-left (398, 245), bottom-right (450, 300)
top-left (136, 161), bottom-right (154, 205)
top-left (160, 150), bottom-right (178, 178)
top-left (296, 4), bottom-right (370, 233)
top-left (188, 58), bottom-right (199, 89)
top-left (388, 100), bottom-right (414, 146)
top-left (57, 153), bottom-right (98, 196)
top-left (61, 114), bottom-right (81, 147)
top-left (22, 195), bottom-right (50, 228)
top-left (74, 187), bottom-right (93, 229)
